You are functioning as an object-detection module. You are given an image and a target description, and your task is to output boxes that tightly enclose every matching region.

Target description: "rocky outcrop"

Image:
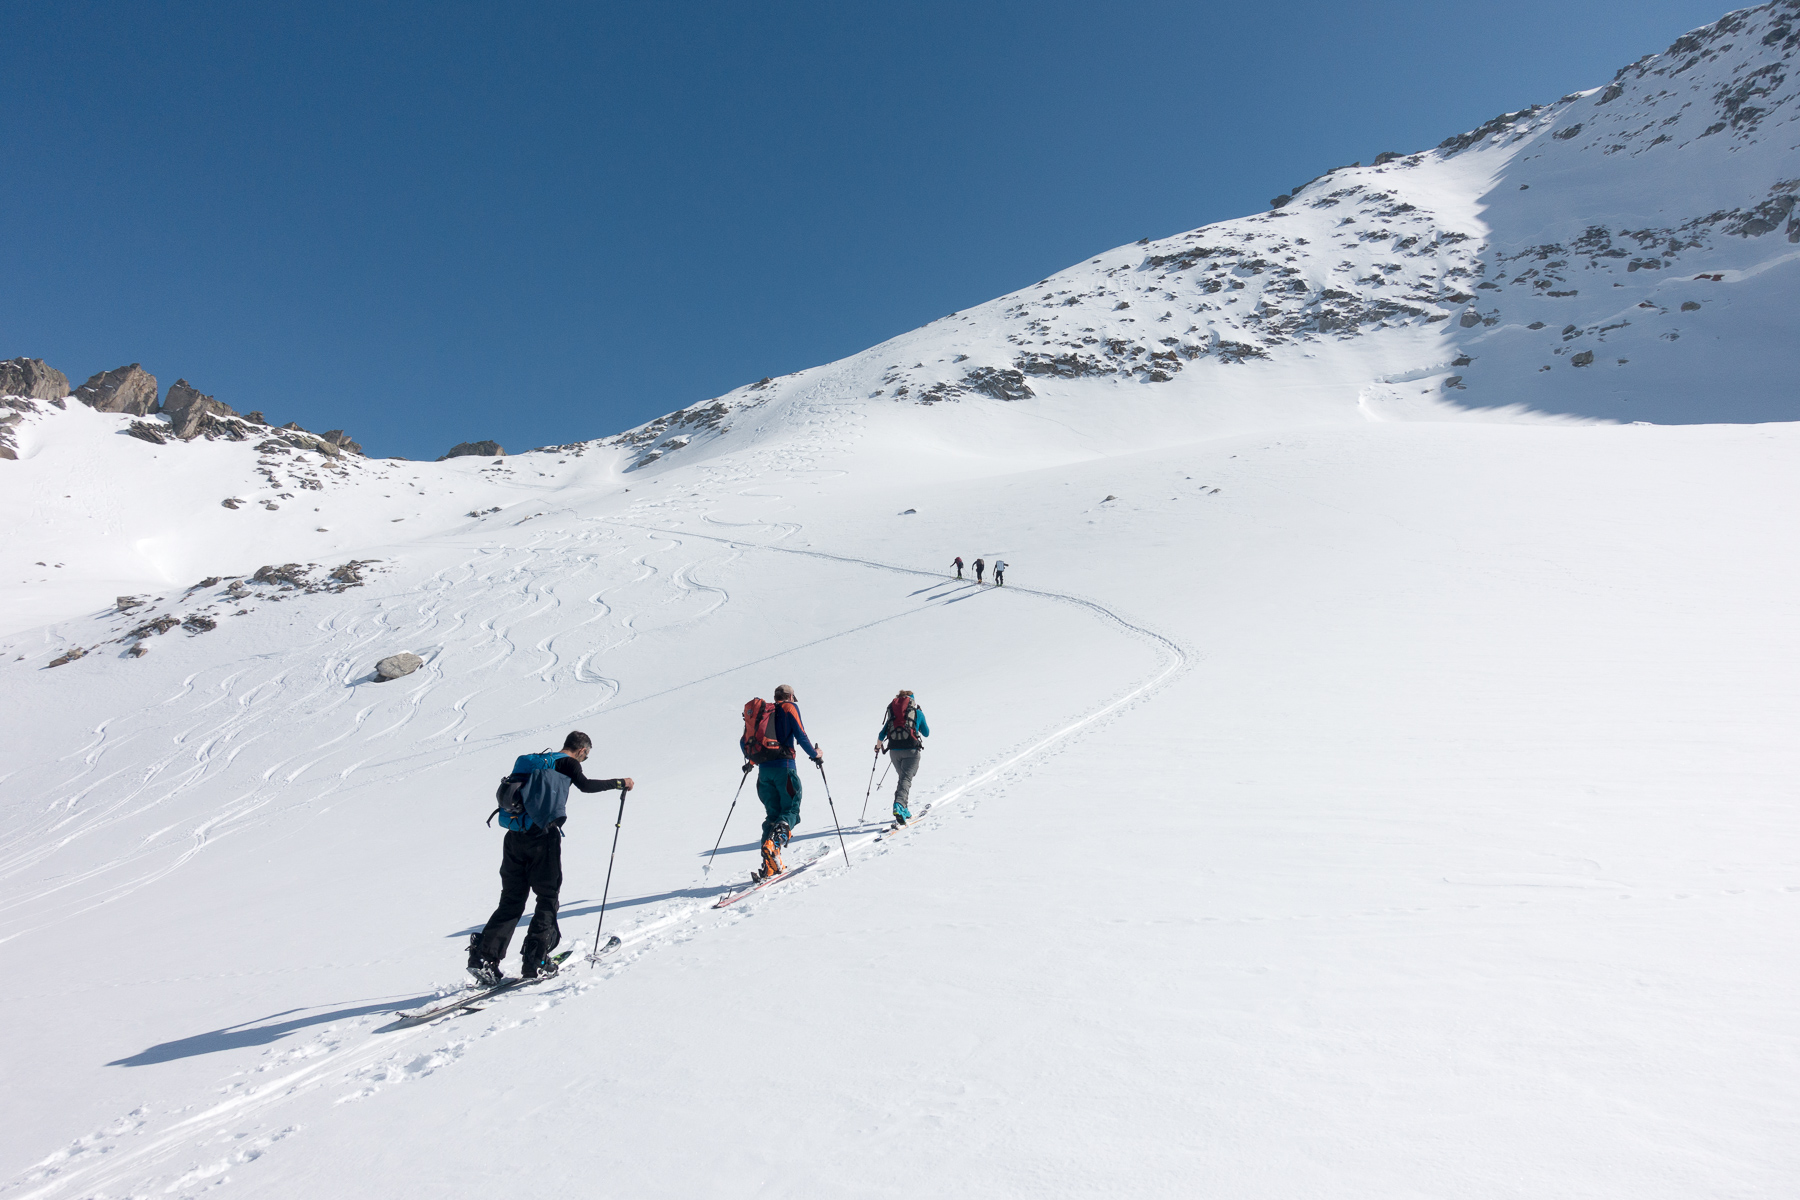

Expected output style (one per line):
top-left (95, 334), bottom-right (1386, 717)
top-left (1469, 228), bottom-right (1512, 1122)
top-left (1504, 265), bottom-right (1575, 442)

top-left (74, 364), bottom-right (159, 415)
top-left (320, 429), bottom-right (364, 456)
top-left (160, 379), bottom-right (243, 440)
top-left (439, 440), bottom-right (504, 460)
top-left (0, 358), bottom-right (70, 401)
top-left (374, 652), bottom-right (423, 680)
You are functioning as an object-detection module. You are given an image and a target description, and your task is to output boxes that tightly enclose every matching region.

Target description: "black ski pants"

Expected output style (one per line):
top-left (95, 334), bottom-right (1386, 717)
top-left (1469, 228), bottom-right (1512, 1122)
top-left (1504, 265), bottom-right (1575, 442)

top-left (477, 827), bottom-right (562, 964)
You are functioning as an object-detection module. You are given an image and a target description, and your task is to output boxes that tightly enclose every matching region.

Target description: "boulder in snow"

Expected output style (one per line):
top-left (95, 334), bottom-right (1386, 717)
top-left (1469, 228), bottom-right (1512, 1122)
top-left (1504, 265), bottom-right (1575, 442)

top-left (75, 364), bottom-right (159, 415)
top-left (375, 652), bottom-right (424, 681)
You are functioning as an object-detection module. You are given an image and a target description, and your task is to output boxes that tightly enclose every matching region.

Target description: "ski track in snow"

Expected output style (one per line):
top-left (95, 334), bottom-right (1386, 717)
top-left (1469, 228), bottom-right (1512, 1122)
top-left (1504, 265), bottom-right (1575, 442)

top-left (2, 508), bottom-right (1190, 1200)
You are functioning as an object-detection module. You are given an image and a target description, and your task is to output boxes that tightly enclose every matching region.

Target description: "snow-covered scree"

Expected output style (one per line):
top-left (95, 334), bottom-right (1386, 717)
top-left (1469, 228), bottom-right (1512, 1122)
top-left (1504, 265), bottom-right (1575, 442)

top-left (3, 6), bottom-right (1798, 1198)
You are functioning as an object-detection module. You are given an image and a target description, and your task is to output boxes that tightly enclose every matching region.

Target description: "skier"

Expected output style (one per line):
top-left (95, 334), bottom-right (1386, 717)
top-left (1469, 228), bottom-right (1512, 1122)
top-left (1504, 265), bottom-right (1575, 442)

top-left (973, 557), bottom-right (985, 584)
top-left (874, 689), bottom-right (930, 823)
top-left (468, 731), bottom-right (633, 984)
top-left (742, 684), bottom-right (822, 880)
top-left (952, 556), bottom-right (964, 580)
top-left (993, 560), bottom-right (1008, 586)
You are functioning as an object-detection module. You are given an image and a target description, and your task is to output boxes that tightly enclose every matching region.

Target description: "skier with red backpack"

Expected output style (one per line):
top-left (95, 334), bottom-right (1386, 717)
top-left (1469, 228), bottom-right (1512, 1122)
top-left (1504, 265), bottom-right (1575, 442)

top-left (740, 684), bottom-right (822, 880)
top-left (875, 689), bottom-right (930, 824)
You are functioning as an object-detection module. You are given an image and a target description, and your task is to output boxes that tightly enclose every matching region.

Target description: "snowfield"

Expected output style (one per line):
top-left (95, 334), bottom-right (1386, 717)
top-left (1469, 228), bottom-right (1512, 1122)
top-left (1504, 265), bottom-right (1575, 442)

top-left (3, 4), bottom-right (1798, 1197)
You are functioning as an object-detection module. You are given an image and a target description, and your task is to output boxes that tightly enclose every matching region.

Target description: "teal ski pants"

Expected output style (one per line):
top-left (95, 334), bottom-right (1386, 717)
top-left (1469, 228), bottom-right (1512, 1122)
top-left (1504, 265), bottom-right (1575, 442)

top-left (757, 768), bottom-right (802, 844)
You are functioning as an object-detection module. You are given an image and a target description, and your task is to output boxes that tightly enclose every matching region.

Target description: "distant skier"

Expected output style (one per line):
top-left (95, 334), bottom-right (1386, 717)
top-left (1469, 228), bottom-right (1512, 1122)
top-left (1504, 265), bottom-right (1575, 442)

top-left (741, 684), bottom-right (822, 880)
top-left (973, 557), bottom-right (985, 584)
top-left (468, 731), bottom-right (633, 984)
top-left (875, 689), bottom-right (930, 824)
top-left (952, 556), bottom-right (964, 580)
top-left (993, 560), bottom-right (1008, 586)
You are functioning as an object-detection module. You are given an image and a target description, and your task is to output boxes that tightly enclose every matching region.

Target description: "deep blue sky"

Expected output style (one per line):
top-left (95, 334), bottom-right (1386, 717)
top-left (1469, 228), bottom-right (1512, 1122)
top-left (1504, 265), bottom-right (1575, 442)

top-left (3, 0), bottom-right (1730, 458)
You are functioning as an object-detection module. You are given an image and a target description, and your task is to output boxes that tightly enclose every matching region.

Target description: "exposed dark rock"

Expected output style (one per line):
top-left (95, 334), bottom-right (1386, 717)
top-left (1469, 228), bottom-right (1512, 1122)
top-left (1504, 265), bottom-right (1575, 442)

top-left (1571, 350), bottom-right (1596, 366)
top-left (962, 367), bottom-right (1034, 401)
top-left (1439, 107), bottom-right (1542, 154)
top-left (253, 563), bottom-right (312, 588)
top-left (0, 358), bottom-right (70, 401)
top-left (1443, 376), bottom-right (1465, 389)
top-left (183, 614), bottom-right (217, 634)
top-left (375, 651), bottom-right (424, 681)
top-left (45, 647), bottom-right (86, 668)
top-left (161, 379), bottom-right (241, 440)
top-left (1458, 310), bottom-right (1483, 328)
top-left (127, 422), bottom-right (168, 445)
top-left (1598, 82), bottom-right (1625, 103)
top-left (1017, 352), bottom-right (1110, 379)
top-left (1554, 123), bottom-right (1584, 140)
top-left (126, 642), bottom-right (149, 659)
top-left (1373, 151), bottom-right (1403, 165)
top-left (127, 615), bottom-right (180, 639)
top-left (116, 595), bottom-right (144, 611)
top-left (439, 440), bottom-right (505, 460)
top-left (1269, 194), bottom-right (1292, 209)
top-left (74, 364), bottom-right (158, 414)
top-left (221, 497), bottom-right (242, 509)
top-left (1681, 300), bottom-right (1702, 311)
top-left (327, 560), bottom-right (376, 589)
top-left (321, 429), bottom-right (364, 455)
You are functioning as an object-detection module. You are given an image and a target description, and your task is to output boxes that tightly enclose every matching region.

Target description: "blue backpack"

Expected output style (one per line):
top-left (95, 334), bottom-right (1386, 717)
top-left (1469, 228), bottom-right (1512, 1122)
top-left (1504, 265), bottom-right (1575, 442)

top-left (489, 750), bottom-right (567, 832)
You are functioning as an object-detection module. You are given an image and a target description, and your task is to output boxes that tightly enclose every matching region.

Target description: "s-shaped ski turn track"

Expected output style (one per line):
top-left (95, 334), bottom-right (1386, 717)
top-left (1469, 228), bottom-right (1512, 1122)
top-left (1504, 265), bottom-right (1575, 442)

top-left (1, 523), bottom-right (1192, 1200)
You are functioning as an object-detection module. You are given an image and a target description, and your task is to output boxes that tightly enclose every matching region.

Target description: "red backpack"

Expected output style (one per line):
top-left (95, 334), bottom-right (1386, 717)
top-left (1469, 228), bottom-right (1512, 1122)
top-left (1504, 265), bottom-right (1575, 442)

top-left (885, 693), bottom-right (921, 748)
top-left (742, 698), bottom-right (784, 764)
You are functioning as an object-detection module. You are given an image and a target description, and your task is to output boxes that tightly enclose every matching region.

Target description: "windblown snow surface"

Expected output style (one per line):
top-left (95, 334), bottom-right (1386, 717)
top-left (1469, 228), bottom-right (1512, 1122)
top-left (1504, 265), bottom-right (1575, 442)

top-left (3, 5), bottom-right (1798, 1197)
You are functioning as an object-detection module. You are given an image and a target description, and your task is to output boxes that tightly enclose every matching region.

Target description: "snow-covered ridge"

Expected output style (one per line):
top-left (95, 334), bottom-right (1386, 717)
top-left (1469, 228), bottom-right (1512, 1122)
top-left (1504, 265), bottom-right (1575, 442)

top-left (4, 1), bottom-right (1796, 630)
top-left (597, 0), bottom-right (1798, 468)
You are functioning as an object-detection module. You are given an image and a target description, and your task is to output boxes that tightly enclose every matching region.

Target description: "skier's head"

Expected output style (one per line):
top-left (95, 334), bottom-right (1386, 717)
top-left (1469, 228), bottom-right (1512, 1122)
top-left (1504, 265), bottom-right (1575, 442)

top-left (896, 689), bottom-right (912, 699)
top-left (773, 684), bottom-right (795, 702)
top-left (563, 730), bottom-right (592, 760)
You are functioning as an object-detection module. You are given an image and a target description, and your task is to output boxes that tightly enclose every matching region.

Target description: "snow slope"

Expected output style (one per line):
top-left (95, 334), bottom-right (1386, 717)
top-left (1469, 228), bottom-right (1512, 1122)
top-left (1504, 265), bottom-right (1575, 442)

top-left (2, 5), bottom-right (1798, 1198)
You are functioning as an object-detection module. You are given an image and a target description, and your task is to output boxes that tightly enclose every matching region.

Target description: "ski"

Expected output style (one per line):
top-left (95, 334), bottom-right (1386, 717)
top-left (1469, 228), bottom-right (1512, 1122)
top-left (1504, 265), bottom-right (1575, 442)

top-left (585, 933), bottom-right (623, 964)
top-left (712, 848), bottom-right (832, 908)
top-left (392, 951), bottom-right (576, 1025)
top-left (879, 803), bottom-right (932, 839)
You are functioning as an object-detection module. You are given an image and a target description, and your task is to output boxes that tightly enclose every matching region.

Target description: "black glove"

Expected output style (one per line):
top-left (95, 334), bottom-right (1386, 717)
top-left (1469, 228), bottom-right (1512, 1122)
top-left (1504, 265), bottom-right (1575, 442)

top-left (742, 761), bottom-right (754, 774)
top-left (811, 755), bottom-right (824, 766)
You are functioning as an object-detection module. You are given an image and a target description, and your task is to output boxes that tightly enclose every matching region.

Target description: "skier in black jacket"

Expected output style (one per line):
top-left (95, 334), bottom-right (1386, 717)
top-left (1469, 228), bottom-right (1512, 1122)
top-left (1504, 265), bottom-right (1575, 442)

top-left (468, 731), bottom-right (632, 983)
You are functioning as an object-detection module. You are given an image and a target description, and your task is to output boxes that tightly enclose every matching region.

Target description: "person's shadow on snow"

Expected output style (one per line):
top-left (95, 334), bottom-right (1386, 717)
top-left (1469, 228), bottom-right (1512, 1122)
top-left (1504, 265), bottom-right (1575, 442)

top-left (108, 996), bottom-right (437, 1066)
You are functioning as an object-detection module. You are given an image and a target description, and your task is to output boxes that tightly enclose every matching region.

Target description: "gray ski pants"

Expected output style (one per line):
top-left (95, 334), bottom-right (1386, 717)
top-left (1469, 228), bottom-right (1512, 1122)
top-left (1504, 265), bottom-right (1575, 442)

top-left (888, 748), bottom-right (921, 811)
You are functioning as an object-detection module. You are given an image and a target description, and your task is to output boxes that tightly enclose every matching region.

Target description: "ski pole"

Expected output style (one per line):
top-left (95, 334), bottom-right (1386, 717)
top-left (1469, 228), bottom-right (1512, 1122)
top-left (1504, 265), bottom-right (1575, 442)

top-left (816, 760), bottom-right (851, 867)
top-left (704, 767), bottom-right (752, 876)
top-left (858, 748), bottom-right (881, 823)
top-left (590, 786), bottom-right (630, 960)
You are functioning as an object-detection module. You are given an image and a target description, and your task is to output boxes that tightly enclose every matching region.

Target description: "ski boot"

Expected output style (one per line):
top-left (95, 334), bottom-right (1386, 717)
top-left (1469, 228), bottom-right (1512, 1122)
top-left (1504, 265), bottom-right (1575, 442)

top-left (754, 823), bottom-right (788, 880)
top-left (466, 933), bottom-right (502, 986)
top-left (892, 802), bottom-right (911, 825)
top-left (520, 937), bottom-right (560, 979)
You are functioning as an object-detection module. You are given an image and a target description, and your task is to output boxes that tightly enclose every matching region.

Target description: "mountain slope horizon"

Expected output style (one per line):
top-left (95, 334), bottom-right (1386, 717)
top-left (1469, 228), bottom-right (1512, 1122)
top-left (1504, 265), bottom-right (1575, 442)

top-left (2, 5), bottom-right (1796, 1198)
